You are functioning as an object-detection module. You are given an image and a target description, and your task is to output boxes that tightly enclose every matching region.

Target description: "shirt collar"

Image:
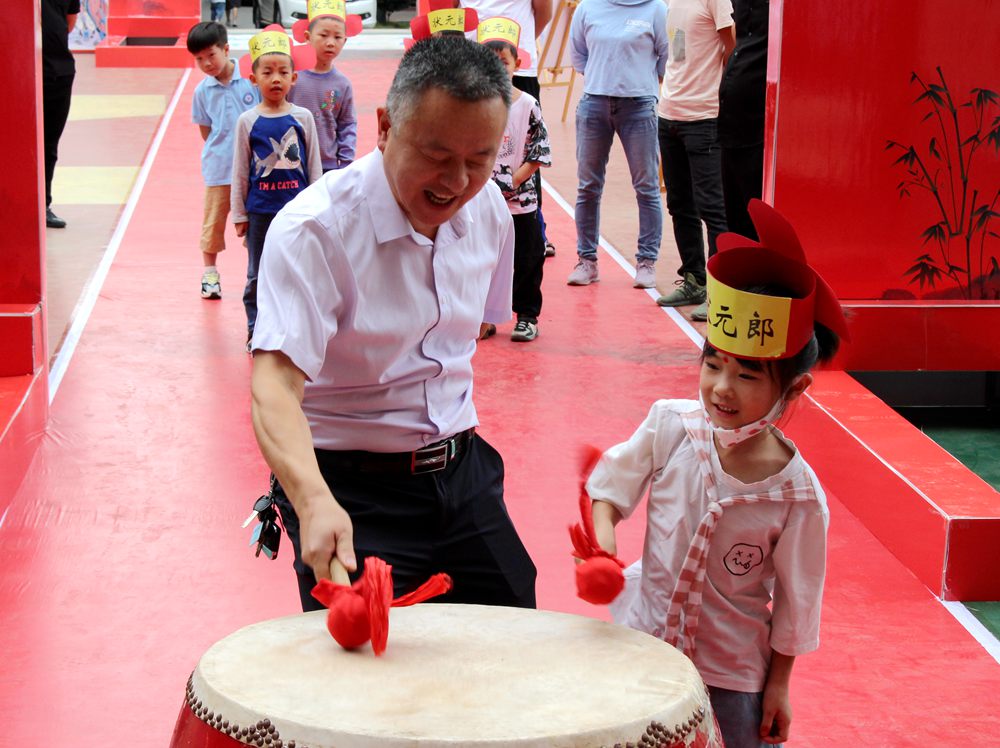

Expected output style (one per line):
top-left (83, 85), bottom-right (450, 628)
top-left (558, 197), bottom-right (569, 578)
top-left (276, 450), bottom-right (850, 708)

top-left (206, 59), bottom-right (242, 87)
top-left (364, 149), bottom-right (473, 246)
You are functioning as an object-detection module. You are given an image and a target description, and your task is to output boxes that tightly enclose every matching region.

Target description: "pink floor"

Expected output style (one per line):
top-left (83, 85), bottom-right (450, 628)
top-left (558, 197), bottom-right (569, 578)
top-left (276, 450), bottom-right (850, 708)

top-left (2, 53), bottom-right (998, 745)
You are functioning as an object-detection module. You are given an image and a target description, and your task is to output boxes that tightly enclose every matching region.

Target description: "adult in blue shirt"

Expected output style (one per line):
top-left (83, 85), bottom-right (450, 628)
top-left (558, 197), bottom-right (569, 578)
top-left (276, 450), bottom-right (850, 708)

top-left (566, 0), bottom-right (669, 289)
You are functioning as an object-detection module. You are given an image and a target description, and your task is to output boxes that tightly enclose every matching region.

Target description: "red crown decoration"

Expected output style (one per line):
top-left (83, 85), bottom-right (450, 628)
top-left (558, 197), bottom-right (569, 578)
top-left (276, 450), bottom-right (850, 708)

top-left (705, 199), bottom-right (850, 360)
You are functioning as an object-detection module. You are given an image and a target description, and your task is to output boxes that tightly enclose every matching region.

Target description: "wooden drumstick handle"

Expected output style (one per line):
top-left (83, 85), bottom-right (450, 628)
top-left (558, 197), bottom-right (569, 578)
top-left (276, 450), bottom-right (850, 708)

top-left (329, 557), bottom-right (351, 586)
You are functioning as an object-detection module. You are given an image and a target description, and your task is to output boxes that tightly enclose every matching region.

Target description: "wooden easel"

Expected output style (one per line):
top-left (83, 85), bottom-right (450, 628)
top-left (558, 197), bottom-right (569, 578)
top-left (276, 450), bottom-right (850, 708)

top-left (536, 0), bottom-right (578, 122)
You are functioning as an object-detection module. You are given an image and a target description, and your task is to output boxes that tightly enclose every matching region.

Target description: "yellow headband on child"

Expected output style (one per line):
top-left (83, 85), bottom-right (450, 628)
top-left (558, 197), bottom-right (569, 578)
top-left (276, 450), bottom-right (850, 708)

top-left (248, 30), bottom-right (291, 62)
top-left (477, 17), bottom-right (521, 47)
top-left (705, 273), bottom-right (807, 359)
top-left (425, 9), bottom-right (470, 34)
top-left (308, 0), bottom-right (347, 21)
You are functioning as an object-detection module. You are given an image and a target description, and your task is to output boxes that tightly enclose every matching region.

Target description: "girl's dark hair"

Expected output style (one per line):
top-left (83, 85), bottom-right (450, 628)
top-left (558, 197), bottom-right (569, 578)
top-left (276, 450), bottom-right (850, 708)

top-left (702, 282), bottom-right (841, 392)
top-left (187, 21), bottom-right (228, 54)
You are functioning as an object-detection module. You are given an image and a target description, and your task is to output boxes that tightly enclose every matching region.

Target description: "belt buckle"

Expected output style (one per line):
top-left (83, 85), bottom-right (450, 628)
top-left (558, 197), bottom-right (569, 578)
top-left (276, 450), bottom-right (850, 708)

top-left (411, 441), bottom-right (451, 474)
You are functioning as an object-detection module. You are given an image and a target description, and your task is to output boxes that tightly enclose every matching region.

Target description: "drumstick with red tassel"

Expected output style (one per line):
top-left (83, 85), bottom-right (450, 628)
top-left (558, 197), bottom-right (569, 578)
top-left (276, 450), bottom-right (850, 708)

top-left (570, 445), bottom-right (626, 605)
top-left (312, 557), bottom-right (452, 655)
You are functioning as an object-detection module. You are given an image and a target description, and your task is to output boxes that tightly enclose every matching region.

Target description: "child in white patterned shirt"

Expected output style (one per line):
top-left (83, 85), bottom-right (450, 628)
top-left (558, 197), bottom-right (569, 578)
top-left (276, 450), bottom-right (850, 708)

top-left (586, 200), bottom-right (849, 748)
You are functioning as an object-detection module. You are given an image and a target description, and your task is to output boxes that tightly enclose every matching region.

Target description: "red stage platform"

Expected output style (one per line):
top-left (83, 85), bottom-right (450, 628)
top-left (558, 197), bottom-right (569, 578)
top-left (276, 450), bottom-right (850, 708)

top-left (96, 0), bottom-right (199, 68)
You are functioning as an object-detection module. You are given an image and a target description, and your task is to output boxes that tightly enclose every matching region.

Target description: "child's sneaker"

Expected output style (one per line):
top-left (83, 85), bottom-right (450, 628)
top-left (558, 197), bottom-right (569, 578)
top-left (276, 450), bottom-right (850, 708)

top-left (201, 269), bottom-right (222, 299)
top-left (511, 318), bottom-right (538, 342)
top-left (544, 241), bottom-right (556, 258)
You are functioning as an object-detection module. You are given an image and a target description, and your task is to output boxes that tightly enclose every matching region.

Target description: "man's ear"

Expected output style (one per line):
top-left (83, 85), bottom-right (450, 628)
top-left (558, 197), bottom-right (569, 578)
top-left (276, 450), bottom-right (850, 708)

top-left (784, 373), bottom-right (813, 403)
top-left (376, 106), bottom-right (391, 151)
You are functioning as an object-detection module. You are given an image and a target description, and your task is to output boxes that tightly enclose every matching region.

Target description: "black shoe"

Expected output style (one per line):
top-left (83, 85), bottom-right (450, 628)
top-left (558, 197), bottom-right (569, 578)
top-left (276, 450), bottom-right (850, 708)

top-left (46, 208), bottom-right (67, 229)
top-left (511, 318), bottom-right (538, 342)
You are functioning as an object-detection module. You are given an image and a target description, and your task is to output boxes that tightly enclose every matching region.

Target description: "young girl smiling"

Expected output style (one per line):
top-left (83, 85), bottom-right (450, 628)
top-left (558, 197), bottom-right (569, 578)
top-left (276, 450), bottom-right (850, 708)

top-left (586, 200), bottom-right (849, 748)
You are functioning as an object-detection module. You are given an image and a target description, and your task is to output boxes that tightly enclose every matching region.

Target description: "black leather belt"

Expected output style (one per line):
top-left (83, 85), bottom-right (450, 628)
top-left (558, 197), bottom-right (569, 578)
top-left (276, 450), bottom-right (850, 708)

top-left (317, 428), bottom-right (476, 475)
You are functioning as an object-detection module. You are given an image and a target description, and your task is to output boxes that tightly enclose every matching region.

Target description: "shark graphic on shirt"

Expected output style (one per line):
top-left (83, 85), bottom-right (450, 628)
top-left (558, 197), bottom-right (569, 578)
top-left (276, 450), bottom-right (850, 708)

top-left (254, 126), bottom-right (302, 178)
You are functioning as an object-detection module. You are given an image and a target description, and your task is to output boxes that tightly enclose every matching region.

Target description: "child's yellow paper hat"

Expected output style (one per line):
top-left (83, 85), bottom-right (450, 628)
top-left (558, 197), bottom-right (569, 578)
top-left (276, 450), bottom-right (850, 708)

top-left (239, 24), bottom-right (315, 78)
top-left (477, 17), bottom-right (531, 67)
top-left (293, 0), bottom-right (364, 41)
top-left (408, 0), bottom-right (479, 46)
top-left (249, 29), bottom-right (291, 62)
top-left (705, 200), bottom-right (850, 360)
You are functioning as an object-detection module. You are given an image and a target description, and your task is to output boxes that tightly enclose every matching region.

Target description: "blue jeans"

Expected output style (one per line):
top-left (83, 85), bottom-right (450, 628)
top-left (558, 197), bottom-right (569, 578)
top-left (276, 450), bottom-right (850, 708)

top-left (245, 212), bottom-right (275, 336)
top-left (709, 686), bottom-right (783, 748)
top-left (210, 2), bottom-right (225, 21)
top-left (575, 94), bottom-right (662, 262)
top-left (658, 117), bottom-right (728, 285)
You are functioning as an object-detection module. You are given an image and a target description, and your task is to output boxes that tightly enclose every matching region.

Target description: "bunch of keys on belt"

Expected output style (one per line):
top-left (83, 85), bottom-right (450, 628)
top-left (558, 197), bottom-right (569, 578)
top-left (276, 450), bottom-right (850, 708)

top-left (243, 492), bottom-right (282, 560)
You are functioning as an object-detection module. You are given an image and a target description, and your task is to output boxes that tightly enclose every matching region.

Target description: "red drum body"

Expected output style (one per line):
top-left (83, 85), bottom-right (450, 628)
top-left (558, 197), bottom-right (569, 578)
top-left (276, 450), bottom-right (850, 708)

top-left (170, 604), bottom-right (721, 748)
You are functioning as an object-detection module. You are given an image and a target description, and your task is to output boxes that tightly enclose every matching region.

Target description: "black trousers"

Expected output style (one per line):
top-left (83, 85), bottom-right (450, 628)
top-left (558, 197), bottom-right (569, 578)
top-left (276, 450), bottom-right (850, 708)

top-left (43, 73), bottom-right (75, 208)
top-left (720, 142), bottom-right (764, 241)
top-left (512, 211), bottom-right (545, 320)
top-left (658, 117), bottom-right (729, 285)
top-left (273, 434), bottom-right (537, 612)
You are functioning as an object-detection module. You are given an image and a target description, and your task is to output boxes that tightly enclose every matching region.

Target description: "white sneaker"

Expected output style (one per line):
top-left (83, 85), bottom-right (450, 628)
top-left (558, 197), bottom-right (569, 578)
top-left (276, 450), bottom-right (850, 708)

top-left (567, 258), bottom-right (599, 286)
top-left (201, 270), bottom-right (221, 299)
top-left (633, 259), bottom-right (656, 289)
top-left (511, 318), bottom-right (539, 342)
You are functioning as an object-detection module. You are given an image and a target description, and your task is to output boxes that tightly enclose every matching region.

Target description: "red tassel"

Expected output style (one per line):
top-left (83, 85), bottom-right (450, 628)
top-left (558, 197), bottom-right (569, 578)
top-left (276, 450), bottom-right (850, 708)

top-left (392, 573), bottom-right (453, 607)
top-left (569, 445), bottom-right (625, 605)
top-left (311, 578), bottom-right (342, 608)
top-left (312, 555), bottom-right (453, 655)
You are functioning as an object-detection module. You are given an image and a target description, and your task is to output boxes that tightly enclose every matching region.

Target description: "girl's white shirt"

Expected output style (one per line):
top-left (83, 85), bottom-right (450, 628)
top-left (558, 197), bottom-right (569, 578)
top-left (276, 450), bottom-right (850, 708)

top-left (588, 398), bottom-right (829, 692)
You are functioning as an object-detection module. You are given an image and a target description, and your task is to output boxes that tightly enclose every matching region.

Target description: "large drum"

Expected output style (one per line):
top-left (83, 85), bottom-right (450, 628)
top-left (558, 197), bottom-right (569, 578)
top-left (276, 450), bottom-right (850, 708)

top-left (170, 604), bottom-right (720, 748)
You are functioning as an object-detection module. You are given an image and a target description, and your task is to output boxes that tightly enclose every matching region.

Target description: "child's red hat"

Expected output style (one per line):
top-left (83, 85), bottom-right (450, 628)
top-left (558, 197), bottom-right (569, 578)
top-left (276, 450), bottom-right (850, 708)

top-left (705, 199), bottom-right (850, 360)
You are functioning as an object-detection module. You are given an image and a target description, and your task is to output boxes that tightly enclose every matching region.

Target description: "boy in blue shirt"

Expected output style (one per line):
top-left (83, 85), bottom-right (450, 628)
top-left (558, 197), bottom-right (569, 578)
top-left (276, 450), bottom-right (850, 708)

top-left (231, 29), bottom-right (322, 350)
top-left (188, 21), bottom-right (259, 300)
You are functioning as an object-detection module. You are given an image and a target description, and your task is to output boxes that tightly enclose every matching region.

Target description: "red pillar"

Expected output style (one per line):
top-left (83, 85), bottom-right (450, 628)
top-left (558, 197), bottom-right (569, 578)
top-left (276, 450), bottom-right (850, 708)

top-left (0, 0), bottom-right (49, 506)
top-left (3, 0), bottom-right (47, 371)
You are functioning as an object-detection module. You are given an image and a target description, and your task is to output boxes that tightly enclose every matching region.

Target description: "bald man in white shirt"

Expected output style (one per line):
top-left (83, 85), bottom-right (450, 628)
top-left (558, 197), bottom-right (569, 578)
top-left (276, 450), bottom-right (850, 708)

top-left (250, 38), bottom-right (537, 611)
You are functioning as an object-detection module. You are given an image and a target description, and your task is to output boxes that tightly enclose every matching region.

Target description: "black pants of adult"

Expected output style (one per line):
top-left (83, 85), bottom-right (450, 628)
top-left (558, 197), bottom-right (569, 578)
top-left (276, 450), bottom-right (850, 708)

top-left (511, 74), bottom-right (549, 241)
top-left (720, 142), bottom-right (764, 241)
top-left (658, 116), bottom-right (729, 286)
top-left (512, 211), bottom-right (545, 321)
top-left (43, 73), bottom-right (75, 208)
top-left (272, 434), bottom-right (538, 612)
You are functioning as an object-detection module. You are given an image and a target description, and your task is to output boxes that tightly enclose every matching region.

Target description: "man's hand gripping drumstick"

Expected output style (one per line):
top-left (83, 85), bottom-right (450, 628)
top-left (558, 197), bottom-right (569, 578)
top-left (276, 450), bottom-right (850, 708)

top-left (251, 350), bottom-right (358, 582)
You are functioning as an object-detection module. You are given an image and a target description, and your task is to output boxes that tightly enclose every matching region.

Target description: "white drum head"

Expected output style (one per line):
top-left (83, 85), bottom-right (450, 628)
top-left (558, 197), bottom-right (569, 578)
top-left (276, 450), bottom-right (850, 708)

top-left (187, 604), bottom-right (712, 747)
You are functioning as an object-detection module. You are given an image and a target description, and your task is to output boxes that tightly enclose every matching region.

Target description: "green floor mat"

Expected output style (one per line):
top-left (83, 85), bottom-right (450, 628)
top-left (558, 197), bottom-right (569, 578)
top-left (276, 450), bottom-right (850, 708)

top-left (964, 601), bottom-right (1000, 640)
top-left (899, 408), bottom-right (1000, 491)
